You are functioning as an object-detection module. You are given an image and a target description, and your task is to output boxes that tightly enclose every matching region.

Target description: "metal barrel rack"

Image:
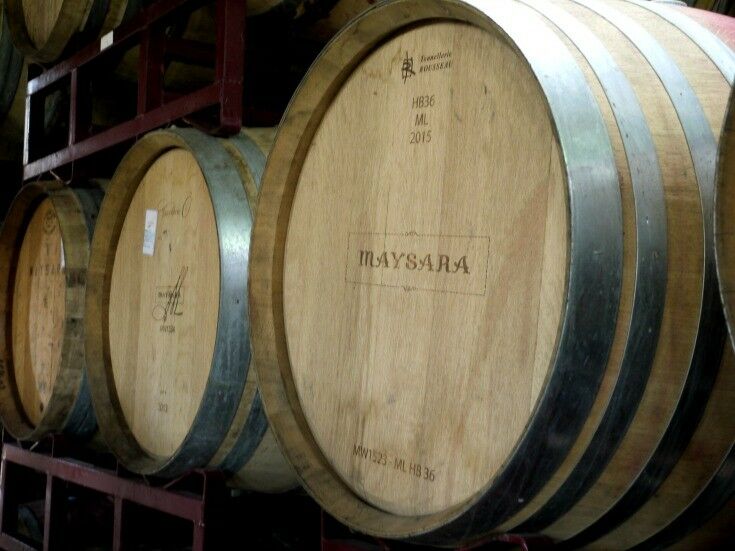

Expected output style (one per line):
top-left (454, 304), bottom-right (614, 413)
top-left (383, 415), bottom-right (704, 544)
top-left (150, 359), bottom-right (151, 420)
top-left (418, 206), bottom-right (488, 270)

top-left (0, 436), bottom-right (228, 551)
top-left (0, 437), bottom-right (552, 551)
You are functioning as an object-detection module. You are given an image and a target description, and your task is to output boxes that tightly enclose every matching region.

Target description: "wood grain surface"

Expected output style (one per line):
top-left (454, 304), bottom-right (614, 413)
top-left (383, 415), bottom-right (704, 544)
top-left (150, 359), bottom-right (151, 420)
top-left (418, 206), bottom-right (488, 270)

top-left (284, 21), bottom-right (568, 517)
top-left (108, 148), bottom-right (220, 459)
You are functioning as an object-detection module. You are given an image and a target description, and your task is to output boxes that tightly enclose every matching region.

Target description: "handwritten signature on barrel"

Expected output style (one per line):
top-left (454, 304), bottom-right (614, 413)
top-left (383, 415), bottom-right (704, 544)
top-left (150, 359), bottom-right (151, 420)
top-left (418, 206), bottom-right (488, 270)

top-left (152, 266), bottom-right (188, 322)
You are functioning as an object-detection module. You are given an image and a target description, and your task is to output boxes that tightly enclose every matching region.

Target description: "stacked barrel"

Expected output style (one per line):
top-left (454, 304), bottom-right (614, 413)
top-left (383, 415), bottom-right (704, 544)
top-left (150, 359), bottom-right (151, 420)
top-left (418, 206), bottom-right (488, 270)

top-left (2, 0), bottom-right (735, 548)
top-left (251, 0), bottom-right (735, 547)
top-left (84, 127), bottom-right (296, 490)
top-left (0, 182), bottom-right (102, 440)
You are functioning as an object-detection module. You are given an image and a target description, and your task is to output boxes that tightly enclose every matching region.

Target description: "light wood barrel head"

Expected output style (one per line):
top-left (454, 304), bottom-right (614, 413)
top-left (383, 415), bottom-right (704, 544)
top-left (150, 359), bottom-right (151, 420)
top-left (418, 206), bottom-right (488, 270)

top-left (0, 181), bottom-right (98, 441)
top-left (21, 0), bottom-right (66, 50)
top-left (108, 148), bottom-right (220, 459)
top-left (283, 21), bottom-right (568, 517)
top-left (11, 197), bottom-right (66, 426)
top-left (87, 128), bottom-right (254, 477)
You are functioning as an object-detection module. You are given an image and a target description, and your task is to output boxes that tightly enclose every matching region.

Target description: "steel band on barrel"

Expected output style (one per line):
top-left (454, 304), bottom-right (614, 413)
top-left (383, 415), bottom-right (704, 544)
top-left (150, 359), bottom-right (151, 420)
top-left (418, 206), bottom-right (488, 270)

top-left (561, 0), bottom-right (726, 544)
top-left (510, 0), bottom-right (667, 531)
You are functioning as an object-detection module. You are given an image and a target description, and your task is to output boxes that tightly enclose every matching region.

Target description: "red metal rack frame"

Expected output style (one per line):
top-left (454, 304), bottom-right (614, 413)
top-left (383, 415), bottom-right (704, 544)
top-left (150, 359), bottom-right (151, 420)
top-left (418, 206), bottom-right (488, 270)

top-left (23, 0), bottom-right (245, 181)
top-left (0, 442), bottom-right (226, 551)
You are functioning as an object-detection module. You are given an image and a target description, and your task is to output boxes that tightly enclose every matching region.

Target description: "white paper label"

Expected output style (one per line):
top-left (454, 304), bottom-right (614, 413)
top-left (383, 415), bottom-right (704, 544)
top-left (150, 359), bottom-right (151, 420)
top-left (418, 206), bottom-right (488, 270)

top-left (143, 209), bottom-right (158, 256)
top-left (60, 239), bottom-right (65, 270)
top-left (100, 31), bottom-right (114, 51)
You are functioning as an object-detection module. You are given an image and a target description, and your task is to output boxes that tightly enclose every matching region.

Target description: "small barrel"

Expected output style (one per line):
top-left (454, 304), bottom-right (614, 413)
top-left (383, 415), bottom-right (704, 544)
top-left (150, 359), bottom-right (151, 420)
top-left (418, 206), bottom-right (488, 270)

top-left (250, 0), bottom-right (735, 546)
top-left (4, 0), bottom-right (144, 63)
top-left (85, 127), bottom-right (297, 491)
top-left (0, 181), bottom-right (103, 441)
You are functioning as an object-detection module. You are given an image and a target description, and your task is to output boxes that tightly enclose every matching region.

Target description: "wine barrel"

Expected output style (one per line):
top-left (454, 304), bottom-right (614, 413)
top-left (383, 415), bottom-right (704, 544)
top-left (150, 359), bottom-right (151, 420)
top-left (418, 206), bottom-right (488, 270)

top-left (85, 127), bottom-right (297, 491)
top-left (249, 0), bottom-right (735, 546)
top-left (4, 0), bottom-right (145, 63)
top-left (0, 0), bottom-right (24, 164)
top-left (0, 181), bottom-right (102, 440)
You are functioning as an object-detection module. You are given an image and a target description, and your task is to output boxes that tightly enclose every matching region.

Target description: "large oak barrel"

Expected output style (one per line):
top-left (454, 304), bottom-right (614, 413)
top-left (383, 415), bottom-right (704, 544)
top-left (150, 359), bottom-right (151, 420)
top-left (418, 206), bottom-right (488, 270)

top-left (85, 127), bottom-right (296, 491)
top-left (250, 0), bottom-right (735, 546)
top-left (0, 181), bottom-right (102, 440)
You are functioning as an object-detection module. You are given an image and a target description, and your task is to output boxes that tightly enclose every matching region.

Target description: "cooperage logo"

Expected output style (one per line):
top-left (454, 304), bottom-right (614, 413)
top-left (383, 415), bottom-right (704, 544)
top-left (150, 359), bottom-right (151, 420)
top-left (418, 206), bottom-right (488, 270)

top-left (400, 50), bottom-right (453, 82)
top-left (401, 52), bottom-right (415, 83)
top-left (152, 266), bottom-right (188, 334)
top-left (43, 210), bottom-right (56, 234)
